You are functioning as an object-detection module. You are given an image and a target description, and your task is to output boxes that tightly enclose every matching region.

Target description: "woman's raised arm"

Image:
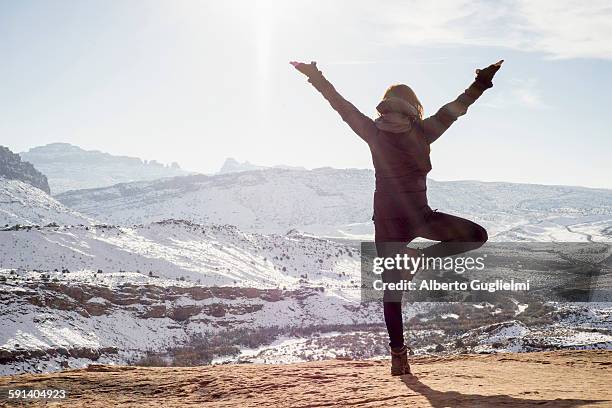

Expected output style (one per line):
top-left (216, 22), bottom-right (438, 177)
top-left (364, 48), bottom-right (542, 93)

top-left (291, 61), bottom-right (377, 144)
top-left (422, 60), bottom-right (503, 144)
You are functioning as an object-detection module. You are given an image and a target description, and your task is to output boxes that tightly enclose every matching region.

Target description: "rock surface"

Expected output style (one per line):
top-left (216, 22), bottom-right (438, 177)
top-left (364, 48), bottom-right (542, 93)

top-left (0, 350), bottom-right (610, 407)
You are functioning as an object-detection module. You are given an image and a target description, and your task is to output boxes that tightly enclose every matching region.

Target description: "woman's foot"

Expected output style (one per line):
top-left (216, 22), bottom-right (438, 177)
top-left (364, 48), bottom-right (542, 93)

top-left (390, 345), bottom-right (412, 376)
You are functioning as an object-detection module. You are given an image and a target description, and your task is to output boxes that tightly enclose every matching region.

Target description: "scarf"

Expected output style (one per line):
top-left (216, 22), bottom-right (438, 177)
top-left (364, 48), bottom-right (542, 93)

top-left (374, 96), bottom-right (420, 133)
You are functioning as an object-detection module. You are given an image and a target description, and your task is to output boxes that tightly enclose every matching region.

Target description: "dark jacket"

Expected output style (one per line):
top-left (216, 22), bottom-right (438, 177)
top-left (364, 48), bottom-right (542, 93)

top-left (308, 71), bottom-right (487, 223)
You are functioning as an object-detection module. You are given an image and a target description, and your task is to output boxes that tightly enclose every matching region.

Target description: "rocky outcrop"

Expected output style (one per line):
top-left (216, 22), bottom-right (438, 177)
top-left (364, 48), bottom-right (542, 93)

top-left (0, 145), bottom-right (50, 194)
top-left (0, 346), bottom-right (118, 366)
top-left (8, 278), bottom-right (292, 324)
top-left (0, 273), bottom-right (333, 372)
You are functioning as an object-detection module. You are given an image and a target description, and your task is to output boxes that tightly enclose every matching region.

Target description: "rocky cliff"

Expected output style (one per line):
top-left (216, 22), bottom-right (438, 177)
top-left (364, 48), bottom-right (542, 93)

top-left (0, 146), bottom-right (50, 194)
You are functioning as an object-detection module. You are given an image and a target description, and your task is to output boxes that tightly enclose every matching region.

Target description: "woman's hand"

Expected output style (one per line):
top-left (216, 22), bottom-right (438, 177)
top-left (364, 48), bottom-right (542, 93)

top-left (475, 60), bottom-right (504, 88)
top-left (290, 61), bottom-right (320, 78)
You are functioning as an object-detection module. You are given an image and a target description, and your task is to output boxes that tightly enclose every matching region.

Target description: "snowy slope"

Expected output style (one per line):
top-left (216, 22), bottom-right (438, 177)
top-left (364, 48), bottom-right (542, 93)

top-left (0, 178), bottom-right (92, 226)
top-left (56, 169), bottom-right (374, 236)
top-left (0, 220), bottom-right (360, 288)
top-left (56, 168), bottom-right (612, 239)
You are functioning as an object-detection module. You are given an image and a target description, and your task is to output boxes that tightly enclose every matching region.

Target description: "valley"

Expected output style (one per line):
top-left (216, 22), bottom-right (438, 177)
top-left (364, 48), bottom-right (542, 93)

top-left (1, 145), bottom-right (611, 376)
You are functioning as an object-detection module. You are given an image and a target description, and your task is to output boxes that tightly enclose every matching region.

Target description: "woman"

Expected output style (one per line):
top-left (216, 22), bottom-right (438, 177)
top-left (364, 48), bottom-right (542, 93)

top-left (291, 59), bottom-right (503, 375)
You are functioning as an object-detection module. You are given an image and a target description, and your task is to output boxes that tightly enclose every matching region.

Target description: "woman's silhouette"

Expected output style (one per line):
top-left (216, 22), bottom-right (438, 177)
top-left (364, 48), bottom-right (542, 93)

top-left (292, 59), bottom-right (503, 375)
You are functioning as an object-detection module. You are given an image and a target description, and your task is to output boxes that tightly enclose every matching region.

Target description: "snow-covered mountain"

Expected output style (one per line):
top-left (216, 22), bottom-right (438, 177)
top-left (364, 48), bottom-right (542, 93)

top-left (56, 168), bottom-right (612, 240)
top-left (20, 143), bottom-right (189, 193)
top-left (0, 179), bottom-right (92, 227)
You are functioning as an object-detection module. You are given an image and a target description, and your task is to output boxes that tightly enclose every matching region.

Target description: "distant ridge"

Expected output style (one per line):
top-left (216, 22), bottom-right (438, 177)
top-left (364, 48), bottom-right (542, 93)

top-left (20, 143), bottom-right (189, 193)
top-left (219, 157), bottom-right (306, 174)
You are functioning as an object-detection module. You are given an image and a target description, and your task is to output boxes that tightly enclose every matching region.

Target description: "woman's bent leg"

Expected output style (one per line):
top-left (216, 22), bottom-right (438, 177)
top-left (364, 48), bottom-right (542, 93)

top-left (374, 211), bottom-right (487, 355)
top-left (414, 211), bottom-right (488, 258)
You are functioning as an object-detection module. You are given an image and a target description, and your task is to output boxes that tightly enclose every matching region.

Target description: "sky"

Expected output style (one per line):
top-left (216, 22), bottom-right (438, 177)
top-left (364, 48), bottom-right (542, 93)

top-left (1, 0), bottom-right (611, 188)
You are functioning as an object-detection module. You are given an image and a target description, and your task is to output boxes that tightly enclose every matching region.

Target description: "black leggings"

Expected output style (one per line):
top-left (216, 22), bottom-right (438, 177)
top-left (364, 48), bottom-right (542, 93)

top-left (374, 211), bottom-right (488, 349)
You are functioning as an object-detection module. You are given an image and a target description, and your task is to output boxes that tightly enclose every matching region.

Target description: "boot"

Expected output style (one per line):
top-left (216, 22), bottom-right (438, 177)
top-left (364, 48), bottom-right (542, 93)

top-left (390, 345), bottom-right (412, 376)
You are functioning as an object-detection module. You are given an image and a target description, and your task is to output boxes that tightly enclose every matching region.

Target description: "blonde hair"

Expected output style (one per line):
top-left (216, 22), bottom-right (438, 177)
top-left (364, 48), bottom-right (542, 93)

top-left (382, 84), bottom-right (424, 120)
